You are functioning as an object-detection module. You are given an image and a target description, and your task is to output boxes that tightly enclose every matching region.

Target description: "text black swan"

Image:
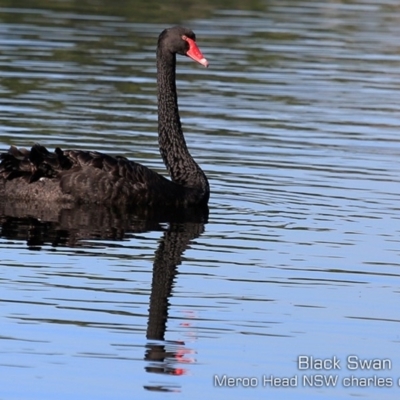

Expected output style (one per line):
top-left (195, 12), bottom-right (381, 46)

top-left (0, 26), bottom-right (210, 208)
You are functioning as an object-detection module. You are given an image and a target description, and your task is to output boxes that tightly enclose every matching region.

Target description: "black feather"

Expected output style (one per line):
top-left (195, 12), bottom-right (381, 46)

top-left (0, 26), bottom-right (209, 209)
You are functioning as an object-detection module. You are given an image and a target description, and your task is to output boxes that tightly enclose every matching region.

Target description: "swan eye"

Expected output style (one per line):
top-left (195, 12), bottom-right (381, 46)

top-left (182, 35), bottom-right (187, 41)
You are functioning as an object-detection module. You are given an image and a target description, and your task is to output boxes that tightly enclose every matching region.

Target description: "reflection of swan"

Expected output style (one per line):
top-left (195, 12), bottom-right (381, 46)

top-left (0, 26), bottom-right (209, 208)
top-left (145, 221), bottom-right (205, 388)
top-left (0, 199), bottom-right (208, 248)
top-left (147, 221), bottom-right (205, 340)
top-left (0, 199), bottom-right (206, 392)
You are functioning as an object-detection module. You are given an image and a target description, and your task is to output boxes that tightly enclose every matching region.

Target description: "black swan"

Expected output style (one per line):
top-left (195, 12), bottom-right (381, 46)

top-left (0, 26), bottom-right (210, 208)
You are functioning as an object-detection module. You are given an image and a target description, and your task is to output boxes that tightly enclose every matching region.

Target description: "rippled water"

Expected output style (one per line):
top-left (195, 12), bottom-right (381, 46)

top-left (1, 1), bottom-right (400, 399)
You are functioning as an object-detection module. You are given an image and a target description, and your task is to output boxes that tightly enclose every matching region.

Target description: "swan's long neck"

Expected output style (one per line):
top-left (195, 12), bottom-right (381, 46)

top-left (157, 48), bottom-right (209, 199)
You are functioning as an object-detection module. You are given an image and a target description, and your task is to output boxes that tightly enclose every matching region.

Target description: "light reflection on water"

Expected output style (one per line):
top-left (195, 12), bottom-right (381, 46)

top-left (1, 1), bottom-right (400, 399)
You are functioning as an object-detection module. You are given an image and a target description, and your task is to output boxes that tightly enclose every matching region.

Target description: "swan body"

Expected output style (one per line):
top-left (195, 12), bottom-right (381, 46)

top-left (0, 26), bottom-right (209, 208)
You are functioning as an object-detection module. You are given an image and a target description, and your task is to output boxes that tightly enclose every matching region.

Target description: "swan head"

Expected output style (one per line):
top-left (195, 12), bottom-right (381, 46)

top-left (158, 26), bottom-right (209, 68)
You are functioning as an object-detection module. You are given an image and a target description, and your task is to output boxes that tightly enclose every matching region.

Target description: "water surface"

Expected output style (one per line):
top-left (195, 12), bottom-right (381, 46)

top-left (1, 1), bottom-right (400, 399)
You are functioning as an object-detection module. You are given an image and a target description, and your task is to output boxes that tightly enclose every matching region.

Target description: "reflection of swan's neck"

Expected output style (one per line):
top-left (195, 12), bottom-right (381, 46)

top-left (146, 221), bottom-right (206, 341)
top-left (156, 48), bottom-right (209, 197)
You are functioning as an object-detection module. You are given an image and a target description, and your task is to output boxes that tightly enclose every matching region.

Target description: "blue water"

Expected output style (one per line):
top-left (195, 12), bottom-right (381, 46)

top-left (1, 1), bottom-right (400, 399)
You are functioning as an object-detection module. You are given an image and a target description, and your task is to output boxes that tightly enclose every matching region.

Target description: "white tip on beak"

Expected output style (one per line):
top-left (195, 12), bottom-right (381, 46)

top-left (199, 58), bottom-right (209, 68)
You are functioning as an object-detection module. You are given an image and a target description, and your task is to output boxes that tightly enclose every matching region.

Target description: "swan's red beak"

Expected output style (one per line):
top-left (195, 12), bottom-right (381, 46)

top-left (184, 37), bottom-right (209, 68)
